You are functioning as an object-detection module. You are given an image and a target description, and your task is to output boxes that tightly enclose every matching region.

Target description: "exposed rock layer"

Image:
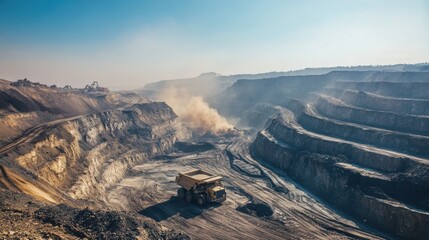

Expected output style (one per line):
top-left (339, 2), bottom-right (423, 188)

top-left (252, 126), bottom-right (429, 239)
top-left (1, 102), bottom-right (185, 202)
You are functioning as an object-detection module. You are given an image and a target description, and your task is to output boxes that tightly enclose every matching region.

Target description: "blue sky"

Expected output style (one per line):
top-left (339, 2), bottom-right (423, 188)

top-left (0, 0), bottom-right (428, 89)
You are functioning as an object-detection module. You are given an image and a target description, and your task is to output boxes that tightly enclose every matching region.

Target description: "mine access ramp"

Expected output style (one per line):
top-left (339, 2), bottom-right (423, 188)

top-left (176, 169), bottom-right (226, 206)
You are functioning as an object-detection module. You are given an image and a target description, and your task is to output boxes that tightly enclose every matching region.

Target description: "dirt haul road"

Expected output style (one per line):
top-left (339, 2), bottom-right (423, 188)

top-left (106, 135), bottom-right (385, 240)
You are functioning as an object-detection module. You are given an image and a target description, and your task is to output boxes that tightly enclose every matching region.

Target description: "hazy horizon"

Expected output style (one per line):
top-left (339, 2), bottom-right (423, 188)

top-left (1, 0), bottom-right (428, 90)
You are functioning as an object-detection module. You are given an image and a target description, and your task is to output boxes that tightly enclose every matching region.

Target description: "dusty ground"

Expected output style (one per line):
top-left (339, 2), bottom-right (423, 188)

top-left (0, 191), bottom-right (79, 240)
top-left (105, 134), bottom-right (387, 240)
top-left (0, 190), bottom-right (189, 240)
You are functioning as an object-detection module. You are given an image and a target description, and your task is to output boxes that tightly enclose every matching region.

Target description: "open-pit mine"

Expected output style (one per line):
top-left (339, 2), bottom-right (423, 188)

top-left (1, 66), bottom-right (429, 239)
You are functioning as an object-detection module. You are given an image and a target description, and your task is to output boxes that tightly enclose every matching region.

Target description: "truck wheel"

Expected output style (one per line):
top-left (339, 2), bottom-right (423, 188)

top-left (197, 194), bottom-right (207, 206)
top-left (185, 191), bottom-right (193, 203)
top-left (177, 188), bottom-right (186, 200)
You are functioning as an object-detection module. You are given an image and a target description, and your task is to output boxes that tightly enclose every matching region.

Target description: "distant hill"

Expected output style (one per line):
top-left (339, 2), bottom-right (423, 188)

top-left (212, 70), bottom-right (429, 120)
top-left (137, 63), bottom-right (429, 99)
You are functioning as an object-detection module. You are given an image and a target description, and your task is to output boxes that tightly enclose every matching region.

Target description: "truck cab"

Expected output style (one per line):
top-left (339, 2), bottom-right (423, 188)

top-left (176, 169), bottom-right (226, 206)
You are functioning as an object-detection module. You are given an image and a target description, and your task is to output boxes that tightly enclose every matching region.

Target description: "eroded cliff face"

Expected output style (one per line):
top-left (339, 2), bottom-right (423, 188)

top-left (0, 79), bottom-right (134, 146)
top-left (1, 102), bottom-right (188, 203)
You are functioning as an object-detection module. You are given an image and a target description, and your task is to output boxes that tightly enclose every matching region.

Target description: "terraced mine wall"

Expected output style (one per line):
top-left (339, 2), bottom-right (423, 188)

top-left (209, 70), bottom-right (429, 239)
top-left (267, 117), bottom-right (413, 173)
top-left (298, 107), bottom-right (429, 155)
top-left (213, 71), bottom-right (429, 120)
top-left (324, 88), bottom-right (429, 115)
top-left (334, 81), bottom-right (429, 99)
top-left (0, 102), bottom-right (185, 201)
top-left (316, 96), bottom-right (429, 135)
top-left (251, 116), bottom-right (429, 239)
top-left (252, 124), bottom-right (429, 239)
top-left (325, 71), bottom-right (429, 82)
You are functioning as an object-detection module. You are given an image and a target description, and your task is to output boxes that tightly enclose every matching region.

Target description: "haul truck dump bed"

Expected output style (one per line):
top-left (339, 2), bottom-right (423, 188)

top-left (176, 169), bottom-right (226, 206)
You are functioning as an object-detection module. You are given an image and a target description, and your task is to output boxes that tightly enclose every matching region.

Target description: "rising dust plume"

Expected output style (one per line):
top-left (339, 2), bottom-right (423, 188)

top-left (158, 88), bottom-right (234, 135)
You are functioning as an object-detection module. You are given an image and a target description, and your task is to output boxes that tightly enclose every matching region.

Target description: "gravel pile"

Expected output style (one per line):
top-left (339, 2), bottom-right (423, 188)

top-left (36, 204), bottom-right (189, 240)
top-left (236, 201), bottom-right (274, 217)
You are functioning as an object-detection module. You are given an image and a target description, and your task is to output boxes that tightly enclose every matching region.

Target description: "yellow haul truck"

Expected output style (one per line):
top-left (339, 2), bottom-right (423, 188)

top-left (176, 169), bottom-right (226, 206)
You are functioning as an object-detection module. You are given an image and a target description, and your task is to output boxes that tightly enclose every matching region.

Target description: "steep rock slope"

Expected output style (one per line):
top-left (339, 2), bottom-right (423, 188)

top-left (0, 102), bottom-right (186, 202)
top-left (0, 78), bottom-right (136, 146)
top-left (0, 82), bottom-right (190, 239)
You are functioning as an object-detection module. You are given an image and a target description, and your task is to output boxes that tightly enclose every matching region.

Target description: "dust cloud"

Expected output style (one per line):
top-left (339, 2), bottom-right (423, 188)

top-left (158, 88), bottom-right (234, 135)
